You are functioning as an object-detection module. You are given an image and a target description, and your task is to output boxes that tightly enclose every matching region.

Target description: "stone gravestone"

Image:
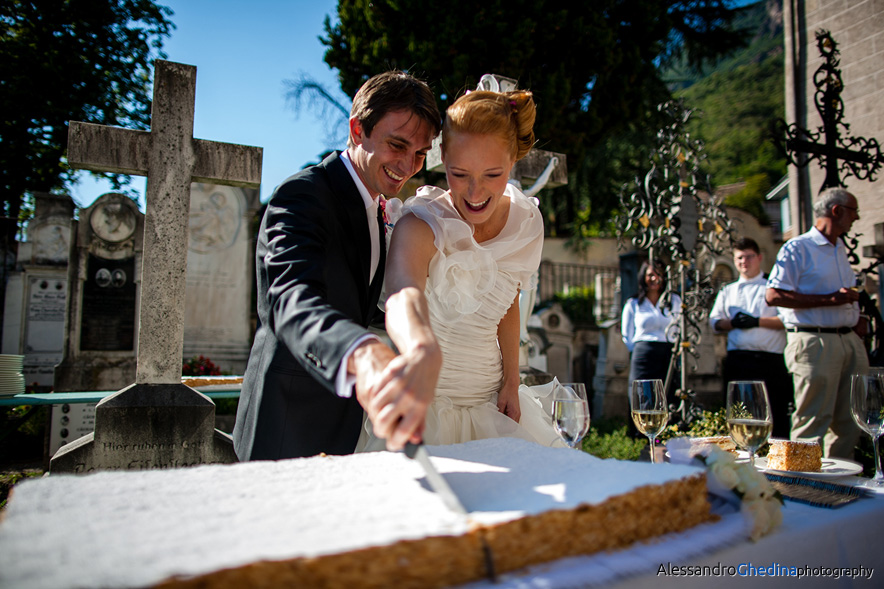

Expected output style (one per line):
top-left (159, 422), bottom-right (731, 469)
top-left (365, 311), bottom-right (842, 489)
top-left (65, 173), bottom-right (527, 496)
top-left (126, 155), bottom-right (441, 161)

top-left (1, 193), bottom-right (74, 389)
top-left (54, 193), bottom-right (143, 392)
top-left (183, 183), bottom-right (260, 374)
top-left (50, 60), bottom-right (262, 474)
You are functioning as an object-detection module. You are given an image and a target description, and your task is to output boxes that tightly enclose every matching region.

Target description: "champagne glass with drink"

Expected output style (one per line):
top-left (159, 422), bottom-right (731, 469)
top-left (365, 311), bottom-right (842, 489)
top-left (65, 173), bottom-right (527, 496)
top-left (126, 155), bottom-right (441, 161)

top-left (630, 379), bottom-right (668, 464)
top-left (727, 381), bottom-right (773, 468)
top-left (552, 382), bottom-right (590, 449)
top-left (850, 372), bottom-right (884, 487)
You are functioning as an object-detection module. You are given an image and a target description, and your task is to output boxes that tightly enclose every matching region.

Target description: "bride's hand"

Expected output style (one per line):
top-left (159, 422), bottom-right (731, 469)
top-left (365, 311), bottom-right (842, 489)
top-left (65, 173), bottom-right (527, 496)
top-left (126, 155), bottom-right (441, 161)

top-left (497, 380), bottom-right (521, 423)
top-left (369, 342), bottom-right (441, 450)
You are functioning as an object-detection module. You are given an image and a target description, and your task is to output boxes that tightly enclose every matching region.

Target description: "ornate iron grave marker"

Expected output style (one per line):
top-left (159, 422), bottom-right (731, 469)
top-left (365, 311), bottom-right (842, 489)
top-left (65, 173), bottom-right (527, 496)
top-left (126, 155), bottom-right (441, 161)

top-left (772, 30), bottom-right (884, 195)
top-left (618, 100), bottom-right (737, 426)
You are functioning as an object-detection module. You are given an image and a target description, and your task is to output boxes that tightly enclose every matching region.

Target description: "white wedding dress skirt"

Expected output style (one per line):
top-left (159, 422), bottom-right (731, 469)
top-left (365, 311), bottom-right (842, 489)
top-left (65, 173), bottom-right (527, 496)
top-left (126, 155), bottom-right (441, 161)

top-left (356, 185), bottom-right (566, 451)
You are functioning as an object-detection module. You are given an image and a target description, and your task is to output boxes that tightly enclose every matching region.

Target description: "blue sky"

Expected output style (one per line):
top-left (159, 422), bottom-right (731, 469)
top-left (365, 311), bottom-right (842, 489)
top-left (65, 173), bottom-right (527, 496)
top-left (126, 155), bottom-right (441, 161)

top-left (68, 0), bottom-right (344, 210)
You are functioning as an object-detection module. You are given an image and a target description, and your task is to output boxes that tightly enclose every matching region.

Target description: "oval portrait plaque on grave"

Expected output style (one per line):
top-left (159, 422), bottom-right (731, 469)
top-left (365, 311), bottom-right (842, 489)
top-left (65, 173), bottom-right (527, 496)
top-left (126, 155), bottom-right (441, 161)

top-left (90, 199), bottom-right (137, 243)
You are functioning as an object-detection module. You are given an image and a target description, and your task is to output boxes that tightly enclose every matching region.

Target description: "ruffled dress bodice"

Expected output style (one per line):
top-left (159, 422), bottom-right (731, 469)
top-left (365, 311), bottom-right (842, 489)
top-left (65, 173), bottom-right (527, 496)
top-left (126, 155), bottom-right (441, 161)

top-left (406, 185), bottom-right (540, 408)
top-left (358, 184), bottom-right (565, 450)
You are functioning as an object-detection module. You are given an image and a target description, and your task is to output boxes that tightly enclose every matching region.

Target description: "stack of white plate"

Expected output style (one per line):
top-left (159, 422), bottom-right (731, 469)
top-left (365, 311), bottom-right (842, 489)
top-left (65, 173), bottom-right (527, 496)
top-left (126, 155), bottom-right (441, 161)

top-left (0, 355), bottom-right (25, 397)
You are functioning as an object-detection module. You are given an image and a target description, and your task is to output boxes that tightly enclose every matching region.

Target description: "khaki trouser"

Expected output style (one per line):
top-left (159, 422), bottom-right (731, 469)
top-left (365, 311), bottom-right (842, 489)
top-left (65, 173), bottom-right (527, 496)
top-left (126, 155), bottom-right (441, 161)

top-left (785, 330), bottom-right (869, 458)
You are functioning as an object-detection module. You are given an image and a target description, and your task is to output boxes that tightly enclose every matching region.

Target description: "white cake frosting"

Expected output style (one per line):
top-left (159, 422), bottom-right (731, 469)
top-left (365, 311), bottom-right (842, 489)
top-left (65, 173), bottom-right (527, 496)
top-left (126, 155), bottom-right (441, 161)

top-left (0, 438), bottom-right (705, 589)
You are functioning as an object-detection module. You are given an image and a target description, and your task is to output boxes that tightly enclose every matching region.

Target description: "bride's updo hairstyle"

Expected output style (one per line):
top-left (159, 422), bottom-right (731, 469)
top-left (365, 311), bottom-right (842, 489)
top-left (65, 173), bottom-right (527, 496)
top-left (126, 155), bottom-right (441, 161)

top-left (441, 90), bottom-right (536, 162)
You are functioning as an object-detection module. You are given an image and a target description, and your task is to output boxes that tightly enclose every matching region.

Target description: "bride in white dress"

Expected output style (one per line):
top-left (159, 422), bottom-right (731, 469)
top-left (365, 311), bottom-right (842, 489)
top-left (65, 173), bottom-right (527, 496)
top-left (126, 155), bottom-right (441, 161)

top-left (357, 88), bottom-right (564, 450)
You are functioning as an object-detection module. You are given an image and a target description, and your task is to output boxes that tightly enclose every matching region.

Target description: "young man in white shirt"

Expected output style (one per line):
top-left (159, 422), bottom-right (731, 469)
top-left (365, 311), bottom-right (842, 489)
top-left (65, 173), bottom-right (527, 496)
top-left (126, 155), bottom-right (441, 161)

top-left (710, 237), bottom-right (792, 437)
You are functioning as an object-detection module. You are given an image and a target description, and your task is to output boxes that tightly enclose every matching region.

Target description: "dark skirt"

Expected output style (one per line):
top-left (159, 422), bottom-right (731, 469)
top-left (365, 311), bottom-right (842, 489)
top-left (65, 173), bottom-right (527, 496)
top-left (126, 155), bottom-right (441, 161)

top-left (627, 341), bottom-right (678, 438)
top-left (722, 350), bottom-right (794, 438)
top-left (629, 341), bottom-right (674, 384)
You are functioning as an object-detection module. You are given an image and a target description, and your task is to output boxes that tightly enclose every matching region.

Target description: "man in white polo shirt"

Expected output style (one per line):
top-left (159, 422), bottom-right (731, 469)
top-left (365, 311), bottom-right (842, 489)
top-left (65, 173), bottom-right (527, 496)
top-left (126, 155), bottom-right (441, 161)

top-left (766, 187), bottom-right (868, 458)
top-left (711, 237), bottom-right (792, 438)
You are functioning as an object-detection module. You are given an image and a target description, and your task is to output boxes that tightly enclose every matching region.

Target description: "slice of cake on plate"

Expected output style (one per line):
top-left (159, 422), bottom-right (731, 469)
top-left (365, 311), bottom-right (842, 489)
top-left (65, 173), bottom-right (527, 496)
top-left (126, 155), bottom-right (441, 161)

top-left (765, 438), bottom-right (822, 472)
top-left (688, 436), bottom-right (737, 454)
top-left (0, 438), bottom-right (714, 589)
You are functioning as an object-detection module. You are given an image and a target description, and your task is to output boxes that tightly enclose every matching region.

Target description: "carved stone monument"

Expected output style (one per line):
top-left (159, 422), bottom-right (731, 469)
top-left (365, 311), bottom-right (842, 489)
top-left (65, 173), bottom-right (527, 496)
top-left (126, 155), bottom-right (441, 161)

top-left (54, 193), bottom-right (143, 392)
top-left (1, 193), bottom-right (74, 389)
top-left (50, 60), bottom-right (262, 474)
top-left (183, 183), bottom-right (260, 374)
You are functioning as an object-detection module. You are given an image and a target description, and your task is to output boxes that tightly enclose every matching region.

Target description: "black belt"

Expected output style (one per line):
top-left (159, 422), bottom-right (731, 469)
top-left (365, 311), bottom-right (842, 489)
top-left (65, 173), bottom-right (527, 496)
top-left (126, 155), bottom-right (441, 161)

top-left (786, 326), bottom-right (851, 334)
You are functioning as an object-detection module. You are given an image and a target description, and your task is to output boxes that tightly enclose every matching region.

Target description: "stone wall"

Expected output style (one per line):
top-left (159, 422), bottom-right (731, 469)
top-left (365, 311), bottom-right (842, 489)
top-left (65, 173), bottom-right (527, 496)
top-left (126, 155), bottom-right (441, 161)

top-left (785, 0), bottom-right (884, 293)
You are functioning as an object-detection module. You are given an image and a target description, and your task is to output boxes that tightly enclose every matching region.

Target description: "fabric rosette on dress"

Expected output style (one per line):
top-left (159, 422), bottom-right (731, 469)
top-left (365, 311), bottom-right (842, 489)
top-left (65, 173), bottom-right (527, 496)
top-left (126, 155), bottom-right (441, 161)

top-left (357, 184), bottom-right (565, 451)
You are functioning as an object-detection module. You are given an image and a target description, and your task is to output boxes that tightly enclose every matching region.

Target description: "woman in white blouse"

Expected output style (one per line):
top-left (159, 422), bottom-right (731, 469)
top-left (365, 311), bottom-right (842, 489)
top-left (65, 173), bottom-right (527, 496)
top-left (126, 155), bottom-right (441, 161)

top-left (621, 259), bottom-right (681, 402)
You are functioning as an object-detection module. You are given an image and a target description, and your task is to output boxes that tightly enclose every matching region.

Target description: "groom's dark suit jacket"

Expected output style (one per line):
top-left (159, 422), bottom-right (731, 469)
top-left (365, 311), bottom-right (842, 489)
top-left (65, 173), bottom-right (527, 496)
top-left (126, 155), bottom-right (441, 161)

top-left (233, 151), bottom-right (386, 460)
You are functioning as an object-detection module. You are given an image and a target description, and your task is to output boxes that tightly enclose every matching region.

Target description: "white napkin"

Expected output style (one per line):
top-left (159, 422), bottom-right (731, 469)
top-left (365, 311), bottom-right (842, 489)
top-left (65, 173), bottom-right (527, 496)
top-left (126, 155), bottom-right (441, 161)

top-left (666, 437), bottom-right (742, 514)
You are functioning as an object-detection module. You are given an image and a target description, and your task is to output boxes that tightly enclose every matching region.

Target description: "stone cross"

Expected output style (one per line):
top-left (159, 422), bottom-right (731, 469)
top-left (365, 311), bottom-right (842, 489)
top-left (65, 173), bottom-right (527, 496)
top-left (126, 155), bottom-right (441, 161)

top-left (50, 60), bottom-right (262, 473)
top-left (67, 60), bottom-right (262, 382)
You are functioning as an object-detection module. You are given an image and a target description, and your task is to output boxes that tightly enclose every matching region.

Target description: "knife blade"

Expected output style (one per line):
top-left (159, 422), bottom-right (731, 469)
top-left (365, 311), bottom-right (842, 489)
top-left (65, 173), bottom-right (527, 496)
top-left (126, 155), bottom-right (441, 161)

top-left (404, 442), bottom-right (468, 515)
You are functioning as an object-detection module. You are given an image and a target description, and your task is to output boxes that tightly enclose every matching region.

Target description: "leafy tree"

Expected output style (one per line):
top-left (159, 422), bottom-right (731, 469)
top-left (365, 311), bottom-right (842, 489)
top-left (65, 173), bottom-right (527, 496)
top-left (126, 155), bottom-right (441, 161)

top-left (724, 172), bottom-right (772, 224)
top-left (320, 0), bottom-right (748, 235)
top-left (1, 0), bottom-right (174, 223)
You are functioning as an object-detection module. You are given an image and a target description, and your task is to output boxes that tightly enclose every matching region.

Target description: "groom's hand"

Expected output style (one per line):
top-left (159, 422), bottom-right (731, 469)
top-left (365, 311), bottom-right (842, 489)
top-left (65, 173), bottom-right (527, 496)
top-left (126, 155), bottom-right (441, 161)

top-left (351, 339), bottom-right (397, 416)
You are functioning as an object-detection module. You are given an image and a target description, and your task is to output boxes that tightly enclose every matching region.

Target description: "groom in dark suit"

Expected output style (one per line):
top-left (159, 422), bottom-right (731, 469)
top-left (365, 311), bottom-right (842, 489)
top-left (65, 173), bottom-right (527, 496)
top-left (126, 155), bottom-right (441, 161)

top-left (233, 71), bottom-right (442, 460)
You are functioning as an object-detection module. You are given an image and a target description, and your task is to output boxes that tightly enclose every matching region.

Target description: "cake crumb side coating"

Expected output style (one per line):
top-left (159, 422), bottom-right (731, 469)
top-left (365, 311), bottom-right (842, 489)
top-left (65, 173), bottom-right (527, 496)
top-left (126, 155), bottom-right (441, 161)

top-left (156, 533), bottom-right (487, 589)
top-left (481, 473), bottom-right (714, 574)
top-left (155, 474), bottom-right (714, 589)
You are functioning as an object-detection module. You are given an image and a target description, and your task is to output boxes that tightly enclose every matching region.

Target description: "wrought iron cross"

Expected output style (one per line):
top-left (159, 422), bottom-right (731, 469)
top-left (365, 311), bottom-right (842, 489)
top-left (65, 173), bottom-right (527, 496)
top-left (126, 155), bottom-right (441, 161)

top-left (772, 30), bottom-right (884, 194)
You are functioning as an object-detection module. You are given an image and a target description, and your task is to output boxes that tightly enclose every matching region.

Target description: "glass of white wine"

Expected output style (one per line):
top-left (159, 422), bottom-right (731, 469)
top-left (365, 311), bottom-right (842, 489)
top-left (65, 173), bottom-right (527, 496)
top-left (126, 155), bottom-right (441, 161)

top-left (630, 379), bottom-right (669, 464)
top-left (552, 382), bottom-right (590, 449)
top-left (727, 381), bottom-right (773, 468)
top-left (850, 372), bottom-right (884, 487)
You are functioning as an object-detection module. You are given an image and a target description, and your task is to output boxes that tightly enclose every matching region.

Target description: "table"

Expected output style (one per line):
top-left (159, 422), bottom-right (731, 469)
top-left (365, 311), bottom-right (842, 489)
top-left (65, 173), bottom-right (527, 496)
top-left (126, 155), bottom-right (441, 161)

top-left (0, 387), bottom-right (241, 407)
top-left (1, 438), bottom-right (881, 589)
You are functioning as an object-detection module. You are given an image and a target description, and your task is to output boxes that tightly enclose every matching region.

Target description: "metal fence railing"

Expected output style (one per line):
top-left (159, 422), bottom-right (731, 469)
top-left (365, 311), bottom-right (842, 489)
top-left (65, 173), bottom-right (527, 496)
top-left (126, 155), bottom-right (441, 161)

top-left (536, 261), bottom-right (620, 324)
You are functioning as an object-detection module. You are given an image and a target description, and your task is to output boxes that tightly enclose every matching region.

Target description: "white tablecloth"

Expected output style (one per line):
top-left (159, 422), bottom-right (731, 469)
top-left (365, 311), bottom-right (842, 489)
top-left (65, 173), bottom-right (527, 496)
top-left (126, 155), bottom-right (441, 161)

top-left (464, 479), bottom-right (884, 589)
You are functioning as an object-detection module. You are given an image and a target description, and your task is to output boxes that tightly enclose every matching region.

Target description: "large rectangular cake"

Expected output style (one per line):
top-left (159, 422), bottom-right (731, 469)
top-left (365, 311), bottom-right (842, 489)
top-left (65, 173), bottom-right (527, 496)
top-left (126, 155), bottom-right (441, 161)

top-left (0, 438), bottom-right (713, 589)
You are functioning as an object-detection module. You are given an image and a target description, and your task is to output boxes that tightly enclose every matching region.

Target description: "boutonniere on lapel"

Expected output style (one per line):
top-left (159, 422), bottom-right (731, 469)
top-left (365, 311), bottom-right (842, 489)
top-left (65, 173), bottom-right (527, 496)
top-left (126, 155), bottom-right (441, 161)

top-left (378, 195), bottom-right (389, 226)
top-left (378, 195), bottom-right (401, 244)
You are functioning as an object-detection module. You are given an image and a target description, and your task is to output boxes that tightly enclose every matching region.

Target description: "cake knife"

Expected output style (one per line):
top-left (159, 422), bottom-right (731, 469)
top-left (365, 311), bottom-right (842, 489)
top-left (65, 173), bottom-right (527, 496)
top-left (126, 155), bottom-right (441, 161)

top-left (404, 442), bottom-right (468, 515)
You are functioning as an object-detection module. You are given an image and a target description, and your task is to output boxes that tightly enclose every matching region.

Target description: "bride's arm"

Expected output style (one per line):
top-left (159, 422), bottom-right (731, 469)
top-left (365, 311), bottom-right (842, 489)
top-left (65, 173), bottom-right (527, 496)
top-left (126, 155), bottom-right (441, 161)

top-left (496, 292), bottom-right (522, 422)
top-left (367, 213), bottom-right (442, 449)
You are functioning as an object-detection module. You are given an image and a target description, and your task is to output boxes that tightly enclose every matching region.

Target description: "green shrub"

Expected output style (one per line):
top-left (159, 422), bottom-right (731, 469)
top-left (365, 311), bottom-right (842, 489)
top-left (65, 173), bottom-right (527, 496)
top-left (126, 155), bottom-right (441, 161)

top-left (581, 417), bottom-right (646, 460)
top-left (552, 284), bottom-right (596, 326)
top-left (0, 405), bottom-right (48, 464)
top-left (724, 173), bottom-right (771, 225)
top-left (660, 407), bottom-right (729, 442)
top-left (1, 470), bottom-right (42, 511)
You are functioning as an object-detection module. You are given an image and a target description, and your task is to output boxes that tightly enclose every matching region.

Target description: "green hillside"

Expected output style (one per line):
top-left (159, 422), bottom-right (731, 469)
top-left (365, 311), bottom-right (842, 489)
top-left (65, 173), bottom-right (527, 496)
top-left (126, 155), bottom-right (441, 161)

top-left (665, 0), bottom-right (787, 221)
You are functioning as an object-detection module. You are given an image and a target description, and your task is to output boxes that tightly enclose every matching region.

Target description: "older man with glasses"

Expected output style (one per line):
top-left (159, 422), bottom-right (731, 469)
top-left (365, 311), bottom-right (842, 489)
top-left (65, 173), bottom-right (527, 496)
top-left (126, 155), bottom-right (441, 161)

top-left (766, 187), bottom-right (868, 458)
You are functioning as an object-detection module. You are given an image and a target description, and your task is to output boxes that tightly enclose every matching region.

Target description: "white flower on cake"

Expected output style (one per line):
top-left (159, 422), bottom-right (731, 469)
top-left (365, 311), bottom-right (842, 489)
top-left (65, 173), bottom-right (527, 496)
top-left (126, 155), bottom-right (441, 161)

top-left (667, 438), bottom-right (783, 542)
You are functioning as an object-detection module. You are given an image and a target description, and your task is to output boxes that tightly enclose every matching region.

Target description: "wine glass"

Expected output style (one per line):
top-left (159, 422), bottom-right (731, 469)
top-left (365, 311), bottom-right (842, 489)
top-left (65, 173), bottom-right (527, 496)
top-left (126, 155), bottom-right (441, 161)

top-left (630, 379), bottom-right (669, 463)
top-left (850, 373), bottom-right (884, 487)
top-left (552, 382), bottom-right (590, 449)
top-left (727, 381), bottom-right (773, 468)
